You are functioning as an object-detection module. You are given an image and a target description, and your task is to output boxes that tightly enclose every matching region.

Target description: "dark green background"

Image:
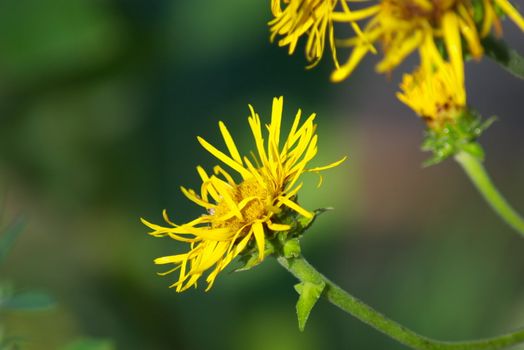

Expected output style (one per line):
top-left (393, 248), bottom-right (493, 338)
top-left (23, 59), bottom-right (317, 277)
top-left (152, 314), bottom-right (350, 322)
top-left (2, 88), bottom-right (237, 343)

top-left (1, 1), bottom-right (523, 349)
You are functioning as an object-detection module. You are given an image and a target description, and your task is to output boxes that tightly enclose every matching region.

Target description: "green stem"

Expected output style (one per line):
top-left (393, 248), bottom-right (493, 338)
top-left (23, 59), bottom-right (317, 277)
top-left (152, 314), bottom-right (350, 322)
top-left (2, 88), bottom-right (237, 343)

top-left (277, 255), bottom-right (524, 350)
top-left (454, 150), bottom-right (524, 237)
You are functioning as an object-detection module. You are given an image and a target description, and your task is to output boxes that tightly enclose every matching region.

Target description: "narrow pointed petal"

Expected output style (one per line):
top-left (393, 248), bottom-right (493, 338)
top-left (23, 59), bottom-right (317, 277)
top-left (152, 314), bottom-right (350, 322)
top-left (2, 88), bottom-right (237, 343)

top-left (495, 0), bottom-right (524, 31)
top-left (198, 136), bottom-right (251, 179)
top-left (219, 121), bottom-right (243, 164)
top-left (253, 221), bottom-right (266, 261)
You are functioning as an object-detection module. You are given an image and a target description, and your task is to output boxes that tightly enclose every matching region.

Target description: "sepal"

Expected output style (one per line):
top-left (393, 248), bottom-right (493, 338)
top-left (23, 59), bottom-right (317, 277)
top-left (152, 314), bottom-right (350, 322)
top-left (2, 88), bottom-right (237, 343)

top-left (234, 243), bottom-right (275, 272)
top-left (422, 110), bottom-right (495, 166)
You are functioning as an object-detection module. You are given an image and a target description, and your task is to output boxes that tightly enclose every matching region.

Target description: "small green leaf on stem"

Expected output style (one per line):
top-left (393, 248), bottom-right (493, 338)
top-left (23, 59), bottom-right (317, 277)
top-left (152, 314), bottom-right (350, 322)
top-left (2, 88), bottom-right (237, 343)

top-left (295, 281), bottom-right (325, 331)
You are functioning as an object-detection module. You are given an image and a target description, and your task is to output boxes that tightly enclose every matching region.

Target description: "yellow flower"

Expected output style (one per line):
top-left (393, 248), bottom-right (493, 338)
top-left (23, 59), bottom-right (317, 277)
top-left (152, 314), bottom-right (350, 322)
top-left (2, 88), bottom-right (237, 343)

top-left (331, 0), bottom-right (524, 82)
top-left (269, 0), bottom-right (368, 68)
top-left (397, 40), bottom-right (466, 130)
top-left (142, 97), bottom-right (346, 292)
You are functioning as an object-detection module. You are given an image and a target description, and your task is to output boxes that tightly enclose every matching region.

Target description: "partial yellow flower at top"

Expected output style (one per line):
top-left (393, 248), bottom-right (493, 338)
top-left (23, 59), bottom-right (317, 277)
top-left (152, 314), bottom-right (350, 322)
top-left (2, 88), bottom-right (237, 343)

top-left (331, 0), bottom-right (524, 82)
top-left (396, 42), bottom-right (466, 130)
top-left (269, 0), bottom-right (370, 68)
top-left (142, 97), bottom-right (346, 292)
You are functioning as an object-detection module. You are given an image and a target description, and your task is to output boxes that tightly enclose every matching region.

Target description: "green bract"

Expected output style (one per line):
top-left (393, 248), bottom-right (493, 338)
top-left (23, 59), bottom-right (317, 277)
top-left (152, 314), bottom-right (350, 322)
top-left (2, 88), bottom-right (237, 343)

top-left (422, 110), bottom-right (496, 166)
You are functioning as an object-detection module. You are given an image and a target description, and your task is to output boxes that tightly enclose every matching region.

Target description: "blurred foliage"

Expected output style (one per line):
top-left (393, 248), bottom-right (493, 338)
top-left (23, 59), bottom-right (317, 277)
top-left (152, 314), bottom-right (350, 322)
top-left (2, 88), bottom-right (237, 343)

top-left (0, 216), bottom-right (55, 349)
top-left (0, 218), bottom-right (24, 265)
top-left (61, 338), bottom-right (114, 350)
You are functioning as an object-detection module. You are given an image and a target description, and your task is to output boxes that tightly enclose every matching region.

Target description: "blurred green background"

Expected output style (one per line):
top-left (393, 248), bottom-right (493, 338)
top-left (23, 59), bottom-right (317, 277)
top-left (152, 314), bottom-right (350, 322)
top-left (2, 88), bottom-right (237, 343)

top-left (0, 1), bottom-right (523, 349)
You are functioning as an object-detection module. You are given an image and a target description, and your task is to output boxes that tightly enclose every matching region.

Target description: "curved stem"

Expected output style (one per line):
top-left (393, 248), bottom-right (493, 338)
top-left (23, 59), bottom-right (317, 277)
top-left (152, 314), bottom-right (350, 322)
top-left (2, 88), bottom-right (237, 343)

top-left (277, 254), bottom-right (524, 350)
top-left (454, 151), bottom-right (524, 237)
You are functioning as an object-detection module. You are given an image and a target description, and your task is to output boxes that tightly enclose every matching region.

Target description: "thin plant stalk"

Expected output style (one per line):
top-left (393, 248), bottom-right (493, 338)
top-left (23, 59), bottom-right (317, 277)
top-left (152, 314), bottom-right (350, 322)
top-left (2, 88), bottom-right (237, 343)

top-left (278, 254), bottom-right (524, 350)
top-left (455, 151), bottom-right (524, 237)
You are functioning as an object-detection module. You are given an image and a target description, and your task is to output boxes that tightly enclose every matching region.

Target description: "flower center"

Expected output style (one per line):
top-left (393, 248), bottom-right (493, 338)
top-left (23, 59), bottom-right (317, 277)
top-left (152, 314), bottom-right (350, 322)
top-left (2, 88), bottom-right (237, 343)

top-left (212, 179), bottom-right (270, 231)
top-left (428, 96), bottom-right (463, 129)
top-left (385, 0), bottom-right (457, 22)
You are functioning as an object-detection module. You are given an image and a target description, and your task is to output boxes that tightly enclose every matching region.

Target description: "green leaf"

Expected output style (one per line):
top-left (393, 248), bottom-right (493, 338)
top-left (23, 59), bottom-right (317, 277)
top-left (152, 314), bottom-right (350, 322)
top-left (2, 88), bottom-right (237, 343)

top-left (61, 338), bottom-right (114, 350)
top-left (0, 217), bottom-right (25, 265)
top-left (483, 36), bottom-right (524, 79)
top-left (2, 291), bottom-right (55, 311)
top-left (295, 281), bottom-right (326, 332)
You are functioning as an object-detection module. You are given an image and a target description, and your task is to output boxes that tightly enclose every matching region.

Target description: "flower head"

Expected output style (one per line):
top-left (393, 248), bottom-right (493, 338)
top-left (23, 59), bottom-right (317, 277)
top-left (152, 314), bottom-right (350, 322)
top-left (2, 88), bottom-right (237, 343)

top-left (142, 97), bottom-right (345, 292)
top-left (331, 0), bottom-right (524, 82)
top-left (397, 59), bottom-right (466, 130)
top-left (269, 0), bottom-right (366, 68)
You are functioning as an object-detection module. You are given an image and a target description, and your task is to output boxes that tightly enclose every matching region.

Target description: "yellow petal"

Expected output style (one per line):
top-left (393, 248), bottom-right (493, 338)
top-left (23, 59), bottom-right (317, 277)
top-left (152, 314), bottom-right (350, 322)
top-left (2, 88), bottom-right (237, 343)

top-left (154, 254), bottom-right (188, 265)
top-left (196, 166), bottom-right (220, 201)
top-left (198, 136), bottom-right (251, 179)
top-left (331, 4), bottom-right (381, 22)
top-left (248, 106), bottom-right (269, 167)
top-left (331, 44), bottom-right (370, 82)
top-left (279, 196), bottom-right (314, 218)
top-left (213, 165), bottom-right (236, 186)
top-left (270, 96), bottom-right (284, 151)
top-left (210, 176), bottom-right (243, 220)
top-left (481, 0), bottom-right (495, 37)
top-left (376, 30), bottom-right (423, 72)
top-left (267, 222), bottom-right (291, 231)
top-left (180, 186), bottom-right (215, 209)
top-left (307, 156), bottom-right (347, 172)
top-left (253, 221), bottom-right (266, 261)
top-left (442, 12), bottom-right (464, 86)
top-left (219, 121), bottom-right (243, 164)
top-left (495, 0), bottom-right (524, 31)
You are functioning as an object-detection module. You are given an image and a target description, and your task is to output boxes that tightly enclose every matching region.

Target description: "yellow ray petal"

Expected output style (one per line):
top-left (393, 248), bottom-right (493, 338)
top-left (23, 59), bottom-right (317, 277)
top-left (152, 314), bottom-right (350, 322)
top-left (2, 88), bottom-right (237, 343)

top-left (495, 0), bottom-right (524, 31)
top-left (331, 44), bottom-right (370, 82)
top-left (219, 121), bottom-right (243, 164)
top-left (376, 30), bottom-right (423, 72)
top-left (210, 176), bottom-right (243, 220)
top-left (481, 0), bottom-right (495, 37)
top-left (253, 221), bottom-right (266, 261)
top-left (213, 165), bottom-right (236, 186)
top-left (198, 136), bottom-right (251, 179)
top-left (180, 186), bottom-right (215, 209)
top-left (248, 106), bottom-right (269, 167)
top-left (278, 196), bottom-right (314, 218)
top-left (442, 12), bottom-right (464, 86)
top-left (267, 222), bottom-right (291, 231)
top-left (154, 254), bottom-right (189, 265)
top-left (196, 166), bottom-right (220, 201)
top-left (270, 96), bottom-right (284, 152)
top-left (307, 156), bottom-right (348, 172)
top-left (331, 4), bottom-right (380, 22)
